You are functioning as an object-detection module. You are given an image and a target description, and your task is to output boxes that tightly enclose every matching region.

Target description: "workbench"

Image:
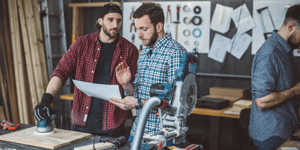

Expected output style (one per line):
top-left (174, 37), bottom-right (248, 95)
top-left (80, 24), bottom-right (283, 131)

top-left (0, 123), bottom-right (131, 150)
top-left (60, 93), bottom-right (244, 150)
top-left (278, 129), bottom-right (300, 150)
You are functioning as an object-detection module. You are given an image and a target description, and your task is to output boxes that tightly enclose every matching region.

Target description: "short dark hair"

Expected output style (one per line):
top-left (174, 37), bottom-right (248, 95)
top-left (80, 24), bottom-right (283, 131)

top-left (133, 3), bottom-right (164, 28)
top-left (283, 4), bottom-right (300, 27)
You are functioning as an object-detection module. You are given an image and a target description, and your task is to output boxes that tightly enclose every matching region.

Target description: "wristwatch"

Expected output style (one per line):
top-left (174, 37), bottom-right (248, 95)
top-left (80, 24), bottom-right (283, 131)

top-left (135, 98), bottom-right (142, 109)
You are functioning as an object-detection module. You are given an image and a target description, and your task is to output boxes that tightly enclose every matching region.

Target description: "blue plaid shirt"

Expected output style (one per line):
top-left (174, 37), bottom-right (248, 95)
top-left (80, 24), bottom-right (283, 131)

top-left (130, 33), bottom-right (186, 137)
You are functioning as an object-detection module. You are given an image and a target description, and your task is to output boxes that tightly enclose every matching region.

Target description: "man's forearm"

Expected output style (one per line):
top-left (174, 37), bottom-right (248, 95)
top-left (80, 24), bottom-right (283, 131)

top-left (255, 82), bottom-right (300, 109)
top-left (122, 83), bottom-right (135, 96)
top-left (45, 76), bottom-right (63, 97)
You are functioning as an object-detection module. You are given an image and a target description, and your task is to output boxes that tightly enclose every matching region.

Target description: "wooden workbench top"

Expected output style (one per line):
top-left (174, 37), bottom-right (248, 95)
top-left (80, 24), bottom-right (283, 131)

top-left (60, 93), bottom-right (240, 119)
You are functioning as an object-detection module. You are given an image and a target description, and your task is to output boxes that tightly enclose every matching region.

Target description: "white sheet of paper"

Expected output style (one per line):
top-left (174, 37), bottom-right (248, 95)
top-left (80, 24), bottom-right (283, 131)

top-left (72, 80), bottom-right (122, 101)
top-left (208, 33), bottom-right (231, 63)
top-left (230, 4), bottom-right (255, 34)
top-left (226, 33), bottom-right (252, 59)
top-left (210, 4), bottom-right (233, 34)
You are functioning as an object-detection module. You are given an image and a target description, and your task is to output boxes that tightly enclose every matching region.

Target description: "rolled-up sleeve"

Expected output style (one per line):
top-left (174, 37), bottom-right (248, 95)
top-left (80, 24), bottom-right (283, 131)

top-left (251, 53), bottom-right (279, 99)
top-left (51, 37), bottom-right (80, 84)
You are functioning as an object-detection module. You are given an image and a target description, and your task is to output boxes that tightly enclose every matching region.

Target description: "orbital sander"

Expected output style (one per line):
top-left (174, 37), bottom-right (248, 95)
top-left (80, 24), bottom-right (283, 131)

top-left (34, 107), bottom-right (59, 135)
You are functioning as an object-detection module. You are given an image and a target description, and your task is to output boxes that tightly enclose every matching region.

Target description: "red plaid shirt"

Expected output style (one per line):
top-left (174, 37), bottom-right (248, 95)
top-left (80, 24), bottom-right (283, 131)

top-left (52, 31), bottom-right (138, 130)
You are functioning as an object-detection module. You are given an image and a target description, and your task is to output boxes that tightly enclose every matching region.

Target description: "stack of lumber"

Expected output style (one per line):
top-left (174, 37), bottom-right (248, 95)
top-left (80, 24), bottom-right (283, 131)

top-left (0, 0), bottom-right (48, 125)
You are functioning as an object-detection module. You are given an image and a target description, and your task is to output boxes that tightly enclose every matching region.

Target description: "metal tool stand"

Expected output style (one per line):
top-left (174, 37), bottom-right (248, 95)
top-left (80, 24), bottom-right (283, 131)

top-left (257, 6), bottom-right (275, 40)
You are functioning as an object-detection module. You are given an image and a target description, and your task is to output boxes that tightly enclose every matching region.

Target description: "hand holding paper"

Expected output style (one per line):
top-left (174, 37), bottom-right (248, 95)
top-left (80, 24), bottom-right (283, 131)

top-left (73, 80), bottom-right (121, 101)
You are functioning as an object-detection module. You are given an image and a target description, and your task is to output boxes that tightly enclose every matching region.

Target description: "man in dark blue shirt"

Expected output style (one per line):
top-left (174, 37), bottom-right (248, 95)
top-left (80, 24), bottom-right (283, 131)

top-left (250, 5), bottom-right (300, 150)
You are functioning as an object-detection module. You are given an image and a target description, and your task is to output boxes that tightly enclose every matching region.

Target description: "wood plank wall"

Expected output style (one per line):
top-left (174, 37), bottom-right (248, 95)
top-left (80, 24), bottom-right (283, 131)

top-left (0, 0), bottom-right (48, 124)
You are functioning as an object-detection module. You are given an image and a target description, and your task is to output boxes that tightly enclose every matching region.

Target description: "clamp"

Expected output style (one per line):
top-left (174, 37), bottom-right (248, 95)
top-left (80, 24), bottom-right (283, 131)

top-left (166, 5), bottom-right (172, 24)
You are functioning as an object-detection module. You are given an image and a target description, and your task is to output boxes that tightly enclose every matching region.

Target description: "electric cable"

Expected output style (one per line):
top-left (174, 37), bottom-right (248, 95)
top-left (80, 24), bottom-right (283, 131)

top-left (185, 41), bottom-right (189, 46)
top-left (93, 135), bottom-right (96, 150)
top-left (192, 28), bottom-right (202, 38)
top-left (194, 6), bottom-right (201, 14)
top-left (192, 16), bottom-right (202, 26)
top-left (183, 29), bottom-right (191, 37)
top-left (183, 5), bottom-right (190, 12)
top-left (183, 16), bottom-right (191, 25)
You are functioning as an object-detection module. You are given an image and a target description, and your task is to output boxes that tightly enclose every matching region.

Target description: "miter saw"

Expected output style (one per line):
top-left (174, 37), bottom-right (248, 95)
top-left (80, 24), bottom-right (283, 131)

top-left (131, 53), bottom-right (198, 150)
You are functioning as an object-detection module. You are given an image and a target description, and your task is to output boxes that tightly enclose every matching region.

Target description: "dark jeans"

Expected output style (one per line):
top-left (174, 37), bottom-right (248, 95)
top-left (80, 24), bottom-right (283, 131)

top-left (253, 136), bottom-right (286, 150)
top-left (71, 124), bottom-right (122, 138)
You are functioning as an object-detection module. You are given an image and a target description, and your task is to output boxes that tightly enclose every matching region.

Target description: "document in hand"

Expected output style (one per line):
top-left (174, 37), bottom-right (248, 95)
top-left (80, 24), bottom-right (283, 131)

top-left (72, 79), bottom-right (122, 101)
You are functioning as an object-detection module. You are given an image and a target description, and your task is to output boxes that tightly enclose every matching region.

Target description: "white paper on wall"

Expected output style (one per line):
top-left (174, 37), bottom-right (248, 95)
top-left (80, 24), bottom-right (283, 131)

top-left (230, 3), bottom-right (255, 34)
top-left (210, 4), bottom-right (233, 34)
top-left (208, 33), bottom-right (231, 63)
top-left (226, 33), bottom-right (252, 59)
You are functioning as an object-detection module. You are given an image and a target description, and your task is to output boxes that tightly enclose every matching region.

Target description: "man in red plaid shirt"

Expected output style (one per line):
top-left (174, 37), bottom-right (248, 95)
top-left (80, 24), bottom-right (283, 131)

top-left (33, 4), bottom-right (138, 137)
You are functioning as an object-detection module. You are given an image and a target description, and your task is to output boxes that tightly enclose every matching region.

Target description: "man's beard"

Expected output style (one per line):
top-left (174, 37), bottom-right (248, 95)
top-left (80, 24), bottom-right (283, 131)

top-left (141, 29), bottom-right (158, 46)
top-left (288, 31), bottom-right (300, 50)
top-left (102, 23), bottom-right (118, 38)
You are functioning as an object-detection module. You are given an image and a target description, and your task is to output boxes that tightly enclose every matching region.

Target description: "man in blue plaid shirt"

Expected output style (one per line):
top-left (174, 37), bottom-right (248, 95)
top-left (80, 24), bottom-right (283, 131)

top-left (109, 3), bottom-right (186, 143)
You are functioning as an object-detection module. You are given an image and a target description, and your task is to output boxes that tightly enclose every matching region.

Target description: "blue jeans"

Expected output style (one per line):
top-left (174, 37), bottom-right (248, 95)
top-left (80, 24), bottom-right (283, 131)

top-left (253, 136), bottom-right (286, 150)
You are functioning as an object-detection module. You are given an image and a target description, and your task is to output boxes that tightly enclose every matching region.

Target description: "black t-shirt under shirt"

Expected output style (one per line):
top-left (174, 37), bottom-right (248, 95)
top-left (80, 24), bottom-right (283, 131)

top-left (76, 39), bottom-right (117, 133)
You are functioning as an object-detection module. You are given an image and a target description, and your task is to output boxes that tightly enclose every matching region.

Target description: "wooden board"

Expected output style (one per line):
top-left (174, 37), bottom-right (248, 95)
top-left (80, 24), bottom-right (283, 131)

top-left (2, 0), bottom-right (19, 123)
top-left (0, 106), bottom-right (6, 120)
top-left (60, 93), bottom-right (74, 100)
top-left (0, 126), bottom-right (92, 149)
top-left (192, 107), bottom-right (240, 119)
top-left (74, 143), bottom-right (114, 150)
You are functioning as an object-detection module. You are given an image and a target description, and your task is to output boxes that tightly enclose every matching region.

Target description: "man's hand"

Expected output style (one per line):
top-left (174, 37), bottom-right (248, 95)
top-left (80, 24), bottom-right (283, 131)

top-left (116, 62), bottom-right (131, 86)
top-left (33, 93), bottom-right (53, 122)
top-left (109, 96), bottom-right (137, 110)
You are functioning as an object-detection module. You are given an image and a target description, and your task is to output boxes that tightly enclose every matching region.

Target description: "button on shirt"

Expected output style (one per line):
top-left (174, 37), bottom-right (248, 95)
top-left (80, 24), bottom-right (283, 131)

top-left (52, 31), bottom-right (138, 131)
top-left (130, 33), bottom-right (186, 137)
top-left (250, 31), bottom-right (299, 141)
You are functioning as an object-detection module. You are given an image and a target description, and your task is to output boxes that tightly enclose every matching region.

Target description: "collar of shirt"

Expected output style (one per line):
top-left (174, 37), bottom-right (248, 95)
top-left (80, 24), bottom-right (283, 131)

top-left (93, 30), bottom-right (123, 48)
top-left (272, 30), bottom-right (292, 53)
top-left (143, 33), bottom-right (172, 54)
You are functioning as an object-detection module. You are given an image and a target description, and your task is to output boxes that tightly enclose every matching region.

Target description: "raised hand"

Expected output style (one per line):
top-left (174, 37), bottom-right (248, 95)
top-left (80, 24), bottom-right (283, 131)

top-left (116, 62), bottom-right (132, 86)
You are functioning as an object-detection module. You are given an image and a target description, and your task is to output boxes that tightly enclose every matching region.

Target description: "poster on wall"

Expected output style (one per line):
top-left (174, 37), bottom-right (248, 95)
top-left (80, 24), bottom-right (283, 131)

top-left (122, 1), bottom-right (211, 53)
top-left (252, 0), bottom-right (300, 56)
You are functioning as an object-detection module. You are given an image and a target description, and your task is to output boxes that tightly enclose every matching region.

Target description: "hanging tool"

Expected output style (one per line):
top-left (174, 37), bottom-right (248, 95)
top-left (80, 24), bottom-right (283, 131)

top-left (257, 6), bottom-right (275, 40)
top-left (166, 5), bottom-right (172, 24)
top-left (173, 5), bottom-right (181, 41)
top-left (130, 20), bottom-right (136, 32)
top-left (130, 6), bottom-right (135, 20)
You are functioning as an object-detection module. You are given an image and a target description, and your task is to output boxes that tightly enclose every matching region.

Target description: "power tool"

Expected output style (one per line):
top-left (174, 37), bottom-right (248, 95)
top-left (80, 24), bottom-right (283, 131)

top-left (34, 107), bottom-right (59, 135)
top-left (132, 53), bottom-right (198, 150)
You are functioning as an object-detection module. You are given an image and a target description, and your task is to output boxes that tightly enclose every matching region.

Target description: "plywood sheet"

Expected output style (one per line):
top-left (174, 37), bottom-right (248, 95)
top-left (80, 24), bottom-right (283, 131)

top-left (74, 143), bottom-right (114, 150)
top-left (0, 126), bottom-right (92, 149)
